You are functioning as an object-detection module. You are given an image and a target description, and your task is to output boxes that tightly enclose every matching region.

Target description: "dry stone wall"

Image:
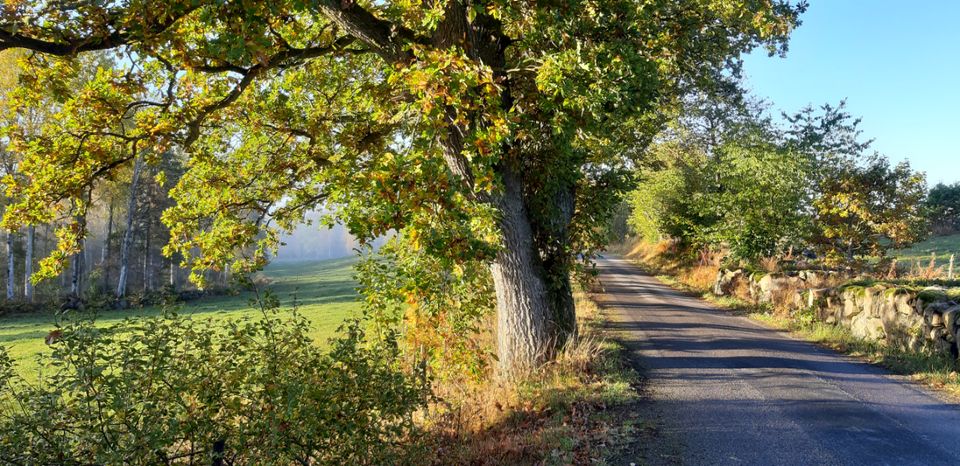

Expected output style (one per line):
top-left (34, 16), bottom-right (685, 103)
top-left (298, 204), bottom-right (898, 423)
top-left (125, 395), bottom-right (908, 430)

top-left (714, 269), bottom-right (960, 357)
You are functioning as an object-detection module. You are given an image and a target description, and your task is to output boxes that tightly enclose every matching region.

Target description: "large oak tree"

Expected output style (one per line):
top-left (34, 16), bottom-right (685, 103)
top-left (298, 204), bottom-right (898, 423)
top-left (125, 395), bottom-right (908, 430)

top-left (0, 0), bottom-right (803, 375)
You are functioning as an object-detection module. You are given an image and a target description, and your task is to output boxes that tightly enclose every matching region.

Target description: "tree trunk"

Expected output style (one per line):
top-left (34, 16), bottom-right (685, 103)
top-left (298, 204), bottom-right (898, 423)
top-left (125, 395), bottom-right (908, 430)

top-left (535, 182), bottom-right (578, 340)
top-left (24, 226), bottom-right (34, 303)
top-left (70, 215), bottom-right (86, 302)
top-left (6, 231), bottom-right (14, 301)
top-left (117, 155), bottom-right (144, 299)
top-left (540, 255), bottom-right (576, 337)
top-left (430, 6), bottom-right (572, 376)
top-left (70, 244), bottom-right (83, 299)
top-left (143, 217), bottom-right (151, 292)
top-left (488, 168), bottom-right (554, 376)
top-left (102, 201), bottom-right (113, 291)
top-left (428, 5), bottom-right (575, 376)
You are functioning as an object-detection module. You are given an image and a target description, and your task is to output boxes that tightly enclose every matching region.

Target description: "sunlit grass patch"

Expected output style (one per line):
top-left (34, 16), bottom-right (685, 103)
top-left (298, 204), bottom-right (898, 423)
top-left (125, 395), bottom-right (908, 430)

top-left (0, 257), bottom-right (361, 377)
top-left (748, 310), bottom-right (960, 398)
top-left (893, 233), bottom-right (960, 268)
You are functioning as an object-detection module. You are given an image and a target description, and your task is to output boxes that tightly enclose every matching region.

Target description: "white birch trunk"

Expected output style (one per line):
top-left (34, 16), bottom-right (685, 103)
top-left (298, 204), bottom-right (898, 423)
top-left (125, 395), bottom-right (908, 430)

top-left (24, 226), bottom-right (34, 302)
top-left (117, 156), bottom-right (145, 299)
top-left (6, 231), bottom-right (14, 301)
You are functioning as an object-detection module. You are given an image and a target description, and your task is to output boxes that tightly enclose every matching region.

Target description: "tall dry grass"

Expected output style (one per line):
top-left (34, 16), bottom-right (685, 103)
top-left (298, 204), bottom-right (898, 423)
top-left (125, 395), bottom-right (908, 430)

top-left (422, 291), bottom-right (640, 465)
top-left (623, 239), bottom-right (726, 294)
top-left (907, 254), bottom-right (945, 280)
top-left (768, 280), bottom-right (804, 316)
top-left (759, 256), bottom-right (780, 273)
top-left (626, 239), bottom-right (677, 263)
top-left (675, 247), bottom-right (722, 293)
top-left (677, 265), bottom-right (719, 293)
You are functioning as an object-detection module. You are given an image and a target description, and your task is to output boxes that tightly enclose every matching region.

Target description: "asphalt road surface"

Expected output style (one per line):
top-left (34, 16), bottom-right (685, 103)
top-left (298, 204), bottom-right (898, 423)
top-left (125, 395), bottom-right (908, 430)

top-left (596, 257), bottom-right (960, 466)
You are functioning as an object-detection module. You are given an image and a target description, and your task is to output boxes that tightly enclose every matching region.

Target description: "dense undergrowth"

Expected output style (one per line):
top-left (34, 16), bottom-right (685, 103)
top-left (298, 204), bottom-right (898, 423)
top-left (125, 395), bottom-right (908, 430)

top-left (625, 239), bottom-right (960, 399)
top-left (0, 281), bottom-right (643, 465)
top-left (421, 291), bottom-right (645, 465)
top-left (0, 306), bottom-right (428, 465)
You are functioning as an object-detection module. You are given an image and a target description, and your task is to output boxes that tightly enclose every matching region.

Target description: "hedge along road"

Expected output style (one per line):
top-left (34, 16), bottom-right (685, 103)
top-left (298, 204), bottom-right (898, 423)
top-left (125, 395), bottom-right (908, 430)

top-left (596, 257), bottom-right (960, 466)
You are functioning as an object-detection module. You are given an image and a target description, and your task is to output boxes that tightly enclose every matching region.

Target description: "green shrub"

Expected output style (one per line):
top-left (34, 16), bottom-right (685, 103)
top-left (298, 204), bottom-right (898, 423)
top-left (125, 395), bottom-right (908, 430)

top-left (791, 304), bottom-right (817, 326)
top-left (0, 304), bottom-right (427, 465)
top-left (355, 237), bottom-right (494, 383)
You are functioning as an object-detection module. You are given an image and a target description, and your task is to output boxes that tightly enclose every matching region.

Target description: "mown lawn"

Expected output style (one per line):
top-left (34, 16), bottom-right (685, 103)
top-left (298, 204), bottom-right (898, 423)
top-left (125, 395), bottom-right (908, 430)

top-left (0, 257), bottom-right (361, 376)
top-left (894, 233), bottom-right (960, 268)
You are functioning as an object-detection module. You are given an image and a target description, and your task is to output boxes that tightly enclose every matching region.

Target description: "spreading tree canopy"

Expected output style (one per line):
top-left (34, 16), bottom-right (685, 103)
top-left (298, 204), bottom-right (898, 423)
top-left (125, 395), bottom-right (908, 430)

top-left (0, 0), bottom-right (804, 375)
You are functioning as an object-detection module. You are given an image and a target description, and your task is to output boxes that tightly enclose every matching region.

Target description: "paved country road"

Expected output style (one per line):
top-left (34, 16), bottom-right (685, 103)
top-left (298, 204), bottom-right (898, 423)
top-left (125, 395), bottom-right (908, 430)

top-left (595, 257), bottom-right (960, 466)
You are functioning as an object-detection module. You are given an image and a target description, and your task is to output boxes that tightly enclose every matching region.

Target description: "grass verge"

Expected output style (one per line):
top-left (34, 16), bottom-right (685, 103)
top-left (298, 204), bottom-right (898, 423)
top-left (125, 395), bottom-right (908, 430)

top-left (423, 291), bottom-right (647, 465)
top-left (632, 246), bottom-right (960, 400)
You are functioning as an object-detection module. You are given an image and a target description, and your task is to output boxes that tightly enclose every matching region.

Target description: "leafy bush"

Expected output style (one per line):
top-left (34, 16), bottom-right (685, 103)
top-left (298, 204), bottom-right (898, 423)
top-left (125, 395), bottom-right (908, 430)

top-left (628, 144), bottom-right (712, 247)
top-left (0, 304), bottom-right (427, 465)
top-left (355, 237), bottom-right (494, 383)
top-left (631, 135), bottom-right (810, 262)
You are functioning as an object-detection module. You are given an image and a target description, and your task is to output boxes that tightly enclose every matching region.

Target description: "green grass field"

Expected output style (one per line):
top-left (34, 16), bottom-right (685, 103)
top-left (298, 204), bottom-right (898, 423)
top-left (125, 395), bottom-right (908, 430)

top-left (893, 233), bottom-right (960, 269)
top-left (0, 257), bottom-right (361, 376)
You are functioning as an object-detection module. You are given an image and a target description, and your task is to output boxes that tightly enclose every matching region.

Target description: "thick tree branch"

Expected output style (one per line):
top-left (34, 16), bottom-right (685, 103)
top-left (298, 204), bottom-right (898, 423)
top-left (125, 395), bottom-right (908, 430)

top-left (313, 1), bottom-right (422, 63)
top-left (0, 28), bottom-right (127, 55)
top-left (0, 5), bottom-right (200, 55)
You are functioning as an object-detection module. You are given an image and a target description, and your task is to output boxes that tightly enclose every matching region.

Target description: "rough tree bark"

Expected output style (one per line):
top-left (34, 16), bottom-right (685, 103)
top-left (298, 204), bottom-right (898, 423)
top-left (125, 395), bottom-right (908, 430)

top-left (490, 169), bottom-right (555, 375)
top-left (24, 226), bottom-right (33, 303)
top-left (538, 184), bottom-right (578, 339)
top-left (117, 155), bottom-right (144, 299)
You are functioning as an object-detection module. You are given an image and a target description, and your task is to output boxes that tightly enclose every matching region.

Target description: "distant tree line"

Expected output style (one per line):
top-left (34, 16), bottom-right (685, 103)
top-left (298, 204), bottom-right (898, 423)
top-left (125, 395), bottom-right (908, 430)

top-left (627, 87), bottom-right (929, 267)
top-left (927, 182), bottom-right (960, 236)
top-left (0, 51), bottom-right (218, 310)
top-left (0, 145), bottom-right (209, 309)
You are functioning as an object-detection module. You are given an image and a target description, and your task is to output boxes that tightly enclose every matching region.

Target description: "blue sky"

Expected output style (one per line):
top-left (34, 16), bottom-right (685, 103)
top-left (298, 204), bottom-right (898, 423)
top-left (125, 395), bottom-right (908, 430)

top-left (741, 1), bottom-right (959, 185)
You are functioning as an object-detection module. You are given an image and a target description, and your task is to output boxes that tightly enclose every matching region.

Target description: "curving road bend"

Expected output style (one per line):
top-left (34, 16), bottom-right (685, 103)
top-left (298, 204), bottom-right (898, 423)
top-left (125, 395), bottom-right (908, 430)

top-left (596, 257), bottom-right (960, 466)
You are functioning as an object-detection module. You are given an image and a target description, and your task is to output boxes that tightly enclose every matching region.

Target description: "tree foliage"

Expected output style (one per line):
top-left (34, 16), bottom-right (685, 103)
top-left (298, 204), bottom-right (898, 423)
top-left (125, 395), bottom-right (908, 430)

top-left (355, 235), bottom-right (495, 382)
top-left (813, 154), bottom-right (928, 264)
top-left (630, 97), bottom-right (928, 265)
top-left (628, 139), bottom-right (708, 244)
top-left (0, 307), bottom-right (426, 464)
top-left (926, 182), bottom-right (960, 236)
top-left (631, 130), bottom-right (809, 261)
top-left (706, 137), bottom-right (810, 261)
